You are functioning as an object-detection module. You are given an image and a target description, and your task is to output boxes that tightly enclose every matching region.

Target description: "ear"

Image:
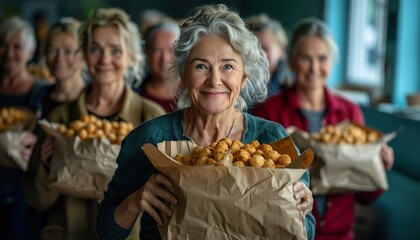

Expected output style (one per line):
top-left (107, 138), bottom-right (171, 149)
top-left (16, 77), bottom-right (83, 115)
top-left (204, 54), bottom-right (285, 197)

top-left (241, 74), bottom-right (247, 89)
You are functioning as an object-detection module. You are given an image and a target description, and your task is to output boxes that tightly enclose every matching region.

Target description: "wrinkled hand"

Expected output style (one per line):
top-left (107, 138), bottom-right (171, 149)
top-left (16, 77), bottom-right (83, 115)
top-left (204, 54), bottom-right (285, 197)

top-left (20, 132), bottom-right (37, 162)
top-left (127, 174), bottom-right (177, 226)
top-left (293, 181), bottom-right (313, 216)
top-left (41, 135), bottom-right (54, 167)
top-left (381, 144), bottom-right (394, 171)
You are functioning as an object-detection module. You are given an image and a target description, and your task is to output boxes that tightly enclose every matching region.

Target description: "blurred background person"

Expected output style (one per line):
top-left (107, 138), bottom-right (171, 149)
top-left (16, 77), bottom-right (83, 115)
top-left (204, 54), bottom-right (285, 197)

top-left (253, 18), bottom-right (394, 240)
top-left (246, 13), bottom-right (293, 97)
top-left (0, 16), bottom-right (50, 240)
top-left (138, 9), bottom-right (167, 37)
top-left (24, 8), bottom-right (165, 239)
top-left (38, 17), bottom-right (86, 119)
top-left (134, 18), bottom-right (180, 112)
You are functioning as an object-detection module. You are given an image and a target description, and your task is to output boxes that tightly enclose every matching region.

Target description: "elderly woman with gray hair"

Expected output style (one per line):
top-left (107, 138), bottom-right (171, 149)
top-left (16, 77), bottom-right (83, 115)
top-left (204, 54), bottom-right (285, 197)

top-left (0, 16), bottom-right (50, 239)
top-left (246, 13), bottom-right (293, 97)
top-left (97, 4), bottom-right (315, 240)
top-left (24, 8), bottom-right (165, 240)
top-left (253, 18), bottom-right (394, 240)
top-left (134, 18), bottom-right (180, 112)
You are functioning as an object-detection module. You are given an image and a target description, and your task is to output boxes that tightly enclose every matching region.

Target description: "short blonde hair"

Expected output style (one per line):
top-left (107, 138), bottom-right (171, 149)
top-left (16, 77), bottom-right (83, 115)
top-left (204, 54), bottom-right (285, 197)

top-left (78, 8), bottom-right (145, 84)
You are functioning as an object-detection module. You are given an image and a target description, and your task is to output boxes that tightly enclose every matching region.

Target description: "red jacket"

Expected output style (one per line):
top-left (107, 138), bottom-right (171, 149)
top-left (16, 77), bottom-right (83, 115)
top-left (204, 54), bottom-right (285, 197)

top-left (253, 86), bottom-right (383, 240)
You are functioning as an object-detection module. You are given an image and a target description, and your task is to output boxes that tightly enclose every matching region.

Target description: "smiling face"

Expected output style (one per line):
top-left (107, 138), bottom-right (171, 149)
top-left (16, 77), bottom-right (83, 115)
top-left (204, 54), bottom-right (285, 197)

top-left (290, 35), bottom-right (332, 91)
top-left (182, 35), bottom-right (246, 114)
top-left (146, 29), bottom-right (177, 81)
top-left (85, 26), bottom-right (131, 85)
top-left (256, 29), bottom-right (284, 74)
top-left (0, 32), bottom-right (33, 75)
top-left (46, 32), bottom-right (82, 82)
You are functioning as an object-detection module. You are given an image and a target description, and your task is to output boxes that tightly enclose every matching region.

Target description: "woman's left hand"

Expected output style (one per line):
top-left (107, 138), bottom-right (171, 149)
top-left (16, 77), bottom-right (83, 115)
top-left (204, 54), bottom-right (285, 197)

top-left (293, 181), bottom-right (313, 216)
top-left (20, 132), bottom-right (37, 162)
top-left (381, 144), bottom-right (394, 171)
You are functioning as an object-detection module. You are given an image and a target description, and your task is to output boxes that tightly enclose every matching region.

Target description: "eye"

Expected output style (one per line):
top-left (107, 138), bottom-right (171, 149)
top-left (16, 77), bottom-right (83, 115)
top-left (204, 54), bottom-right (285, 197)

top-left (195, 63), bottom-right (207, 69)
top-left (302, 55), bottom-right (310, 61)
top-left (13, 44), bottom-right (23, 50)
top-left (47, 48), bottom-right (58, 57)
top-left (223, 64), bottom-right (233, 70)
top-left (64, 48), bottom-right (76, 57)
top-left (298, 55), bottom-right (311, 63)
top-left (111, 48), bottom-right (122, 56)
top-left (89, 46), bottom-right (100, 54)
top-left (319, 55), bottom-right (328, 63)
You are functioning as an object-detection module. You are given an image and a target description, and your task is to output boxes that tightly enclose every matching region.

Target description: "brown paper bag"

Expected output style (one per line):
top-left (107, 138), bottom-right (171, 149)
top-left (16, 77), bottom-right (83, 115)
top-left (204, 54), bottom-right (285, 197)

top-left (288, 121), bottom-right (396, 194)
top-left (39, 119), bottom-right (120, 199)
top-left (143, 136), bottom-right (313, 240)
top-left (0, 108), bottom-right (36, 170)
top-left (0, 130), bottom-right (31, 170)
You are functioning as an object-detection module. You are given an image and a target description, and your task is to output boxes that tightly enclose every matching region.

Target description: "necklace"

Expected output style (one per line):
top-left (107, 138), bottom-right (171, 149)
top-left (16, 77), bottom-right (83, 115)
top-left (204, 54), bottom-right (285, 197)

top-left (186, 110), bottom-right (238, 146)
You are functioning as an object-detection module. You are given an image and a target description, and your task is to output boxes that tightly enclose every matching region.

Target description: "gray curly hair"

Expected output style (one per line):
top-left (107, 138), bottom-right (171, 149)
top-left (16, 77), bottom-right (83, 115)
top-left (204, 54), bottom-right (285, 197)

top-left (78, 8), bottom-right (145, 85)
top-left (168, 4), bottom-right (270, 111)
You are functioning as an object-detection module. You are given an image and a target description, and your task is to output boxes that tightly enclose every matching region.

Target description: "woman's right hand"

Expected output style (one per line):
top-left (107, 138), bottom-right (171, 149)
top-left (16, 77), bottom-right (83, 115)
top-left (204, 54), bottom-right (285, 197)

top-left (116, 173), bottom-right (178, 228)
top-left (40, 135), bottom-right (54, 167)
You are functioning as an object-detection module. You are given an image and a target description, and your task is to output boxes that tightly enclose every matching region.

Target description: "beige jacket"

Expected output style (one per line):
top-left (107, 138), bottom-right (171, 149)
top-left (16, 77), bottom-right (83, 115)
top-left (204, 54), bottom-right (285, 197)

top-left (24, 84), bottom-right (165, 239)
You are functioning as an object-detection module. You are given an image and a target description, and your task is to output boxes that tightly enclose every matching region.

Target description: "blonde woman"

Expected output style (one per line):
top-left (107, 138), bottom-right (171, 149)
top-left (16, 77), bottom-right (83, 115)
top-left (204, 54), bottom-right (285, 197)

top-left (24, 8), bottom-right (165, 239)
top-left (39, 17), bottom-right (86, 118)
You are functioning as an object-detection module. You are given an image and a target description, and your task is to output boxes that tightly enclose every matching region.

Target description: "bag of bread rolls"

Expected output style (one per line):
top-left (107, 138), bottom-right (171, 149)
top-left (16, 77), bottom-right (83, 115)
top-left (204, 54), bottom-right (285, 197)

top-left (39, 118), bottom-right (124, 199)
top-left (143, 136), bottom-right (313, 240)
top-left (287, 120), bottom-right (396, 194)
top-left (0, 107), bottom-right (36, 170)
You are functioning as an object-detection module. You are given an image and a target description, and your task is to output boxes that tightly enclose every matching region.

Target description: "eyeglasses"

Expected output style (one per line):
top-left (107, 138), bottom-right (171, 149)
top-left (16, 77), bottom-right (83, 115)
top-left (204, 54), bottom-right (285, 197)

top-left (46, 47), bottom-right (79, 58)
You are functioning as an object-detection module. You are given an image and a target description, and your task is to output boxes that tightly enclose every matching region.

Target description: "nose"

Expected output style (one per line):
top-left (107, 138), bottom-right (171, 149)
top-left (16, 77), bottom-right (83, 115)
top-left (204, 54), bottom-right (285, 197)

top-left (99, 49), bottom-right (111, 63)
top-left (207, 68), bottom-right (222, 86)
top-left (162, 50), bottom-right (173, 65)
top-left (309, 58), bottom-right (319, 74)
top-left (56, 49), bottom-right (66, 62)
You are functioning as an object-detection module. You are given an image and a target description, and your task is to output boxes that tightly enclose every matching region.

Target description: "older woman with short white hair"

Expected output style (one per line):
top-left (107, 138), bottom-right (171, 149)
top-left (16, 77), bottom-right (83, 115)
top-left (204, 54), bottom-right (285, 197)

top-left (97, 4), bottom-right (315, 240)
top-left (253, 18), bottom-right (394, 240)
top-left (0, 16), bottom-right (50, 239)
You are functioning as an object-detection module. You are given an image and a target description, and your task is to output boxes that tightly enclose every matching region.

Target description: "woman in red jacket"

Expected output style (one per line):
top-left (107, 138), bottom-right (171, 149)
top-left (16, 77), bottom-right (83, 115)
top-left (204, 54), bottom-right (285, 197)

top-left (253, 18), bottom-right (394, 240)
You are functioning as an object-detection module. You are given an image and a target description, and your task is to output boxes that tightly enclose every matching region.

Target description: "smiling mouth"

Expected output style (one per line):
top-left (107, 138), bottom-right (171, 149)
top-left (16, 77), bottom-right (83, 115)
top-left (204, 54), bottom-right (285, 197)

top-left (96, 68), bottom-right (114, 73)
top-left (202, 91), bottom-right (227, 96)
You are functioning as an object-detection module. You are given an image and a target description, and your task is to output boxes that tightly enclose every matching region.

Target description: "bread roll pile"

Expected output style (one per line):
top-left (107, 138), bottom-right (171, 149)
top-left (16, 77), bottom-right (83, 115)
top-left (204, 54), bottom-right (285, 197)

top-left (174, 138), bottom-right (292, 168)
top-left (56, 115), bottom-right (134, 144)
top-left (311, 123), bottom-right (379, 144)
top-left (0, 107), bottom-right (29, 131)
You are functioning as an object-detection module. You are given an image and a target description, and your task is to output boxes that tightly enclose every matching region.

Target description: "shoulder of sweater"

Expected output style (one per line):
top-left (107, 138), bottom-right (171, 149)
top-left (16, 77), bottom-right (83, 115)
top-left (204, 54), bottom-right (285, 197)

top-left (124, 111), bottom-right (181, 146)
top-left (46, 102), bottom-right (71, 123)
top-left (244, 113), bottom-right (287, 138)
top-left (126, 90), bottom-right (166, 115)
top-left (327, 91), bottom-right (361, 111)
